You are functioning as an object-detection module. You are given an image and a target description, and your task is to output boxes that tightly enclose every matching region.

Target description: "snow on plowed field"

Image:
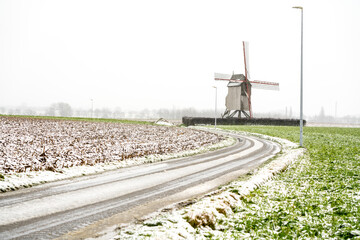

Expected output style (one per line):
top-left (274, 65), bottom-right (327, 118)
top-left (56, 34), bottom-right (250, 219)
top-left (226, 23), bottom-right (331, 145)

top-left (0, 116), bottom-right (223, 174)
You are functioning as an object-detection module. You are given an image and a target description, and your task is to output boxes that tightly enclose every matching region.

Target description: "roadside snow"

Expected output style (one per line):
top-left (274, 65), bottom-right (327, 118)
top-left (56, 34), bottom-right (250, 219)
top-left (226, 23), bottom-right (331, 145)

top-left (113, 128), bottom-right (306, 240)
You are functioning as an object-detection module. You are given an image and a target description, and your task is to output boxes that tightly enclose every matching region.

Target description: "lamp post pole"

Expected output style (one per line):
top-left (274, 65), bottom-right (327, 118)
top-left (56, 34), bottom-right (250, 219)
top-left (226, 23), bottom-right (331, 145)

top-left (293, 6), bottom-right (304, 147)
top-left (212, 86), bottom-right (217, 128)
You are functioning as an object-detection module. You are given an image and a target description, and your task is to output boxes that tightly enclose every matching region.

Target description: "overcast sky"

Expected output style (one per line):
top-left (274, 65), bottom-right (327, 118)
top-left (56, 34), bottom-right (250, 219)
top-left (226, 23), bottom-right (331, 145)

top-left (1, 0), bottom-right (359, 117)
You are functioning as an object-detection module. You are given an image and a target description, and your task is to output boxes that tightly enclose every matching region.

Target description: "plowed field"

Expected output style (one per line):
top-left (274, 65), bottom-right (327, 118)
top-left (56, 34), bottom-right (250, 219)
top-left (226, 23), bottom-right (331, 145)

top-left (0, 116), bottom-right (222, 174)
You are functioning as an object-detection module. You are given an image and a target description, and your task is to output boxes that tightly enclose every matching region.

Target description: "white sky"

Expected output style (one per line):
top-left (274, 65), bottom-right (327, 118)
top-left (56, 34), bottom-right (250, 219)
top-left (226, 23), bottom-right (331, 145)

top-left (1, 0), bottom-right (359, 117)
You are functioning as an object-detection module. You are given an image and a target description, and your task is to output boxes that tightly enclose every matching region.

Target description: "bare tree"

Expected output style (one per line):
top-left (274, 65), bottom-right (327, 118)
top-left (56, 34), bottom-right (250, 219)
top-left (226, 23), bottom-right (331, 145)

top-left (46, 103), bottom-right (73, 117)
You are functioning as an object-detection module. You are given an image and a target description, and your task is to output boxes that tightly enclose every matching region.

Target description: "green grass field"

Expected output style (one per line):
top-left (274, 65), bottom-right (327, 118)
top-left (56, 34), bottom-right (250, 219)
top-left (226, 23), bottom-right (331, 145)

top-left (216, 126), bottom-right (360, 239)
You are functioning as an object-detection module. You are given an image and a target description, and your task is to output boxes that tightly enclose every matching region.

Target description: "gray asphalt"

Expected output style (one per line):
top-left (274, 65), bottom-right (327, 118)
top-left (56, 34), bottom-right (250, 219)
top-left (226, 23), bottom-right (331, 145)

top-left (0, 131), bottom-right (280, 240)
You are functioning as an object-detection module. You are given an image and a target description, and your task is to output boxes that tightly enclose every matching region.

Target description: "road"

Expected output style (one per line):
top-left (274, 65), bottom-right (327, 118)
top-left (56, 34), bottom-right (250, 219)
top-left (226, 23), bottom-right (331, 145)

top-left (0, 131), bottom-right (280, 240)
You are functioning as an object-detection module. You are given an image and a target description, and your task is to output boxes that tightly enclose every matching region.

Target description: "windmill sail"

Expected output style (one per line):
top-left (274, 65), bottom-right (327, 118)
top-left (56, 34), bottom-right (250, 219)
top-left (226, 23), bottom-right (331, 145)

top-left (242, 41), bottom-right (252, 118)
top-left (243, 41), bottom-right (250, 80)
top-left (250, 80), bottom-right (280, 91)
top-left (214, 73), bottom-right (232, 81)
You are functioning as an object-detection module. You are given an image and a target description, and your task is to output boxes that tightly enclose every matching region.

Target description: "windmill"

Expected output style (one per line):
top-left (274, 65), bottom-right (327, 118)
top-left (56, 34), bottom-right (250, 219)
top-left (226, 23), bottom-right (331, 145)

top-left (214, 41), bottom-right (279, 119)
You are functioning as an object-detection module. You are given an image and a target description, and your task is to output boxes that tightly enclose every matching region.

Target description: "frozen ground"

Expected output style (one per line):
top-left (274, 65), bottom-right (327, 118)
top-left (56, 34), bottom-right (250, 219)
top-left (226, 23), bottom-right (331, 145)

top-left (0, 117), bottom-right (232, 192)
top-left (112, 128), bottom-right (306, 240)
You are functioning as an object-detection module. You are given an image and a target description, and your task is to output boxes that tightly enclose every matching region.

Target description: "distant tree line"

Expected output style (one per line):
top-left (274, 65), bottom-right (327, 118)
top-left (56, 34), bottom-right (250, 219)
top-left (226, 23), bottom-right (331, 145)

top-left (45, 102), bottom-right (73, 117)
top-left (1, 103), bottom-right (360, 124)
top-left (0, 103), bottom-right (217, 120)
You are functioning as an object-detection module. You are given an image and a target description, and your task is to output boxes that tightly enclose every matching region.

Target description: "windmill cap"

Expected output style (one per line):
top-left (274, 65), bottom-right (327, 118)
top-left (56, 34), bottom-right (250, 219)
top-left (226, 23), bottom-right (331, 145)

top-left (231, 74), bottom-right (245, 80)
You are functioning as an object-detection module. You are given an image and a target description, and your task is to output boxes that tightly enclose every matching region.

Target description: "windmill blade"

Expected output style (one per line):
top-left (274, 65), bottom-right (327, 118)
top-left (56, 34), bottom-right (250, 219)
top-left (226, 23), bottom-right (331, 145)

top-left (250, 80), bottom-right (280, 91)
top-left (243, 41), bottom-right (252, 118)
top-left (214, 72), bottom-right (246, 83)
top-left (214, 73), bottom-right (232, 81)
top-left (243, 41), bottom-right (250, 80)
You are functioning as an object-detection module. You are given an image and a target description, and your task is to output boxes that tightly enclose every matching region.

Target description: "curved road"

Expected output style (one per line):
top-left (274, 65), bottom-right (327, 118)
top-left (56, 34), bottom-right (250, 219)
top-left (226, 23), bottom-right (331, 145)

top-left (0, 131), bottom-right (280, 240)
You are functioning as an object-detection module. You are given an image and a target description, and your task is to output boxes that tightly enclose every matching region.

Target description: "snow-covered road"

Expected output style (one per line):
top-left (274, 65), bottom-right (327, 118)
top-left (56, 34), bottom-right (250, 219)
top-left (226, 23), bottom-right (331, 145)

top-left (0, 132), bottom-right (280, 240)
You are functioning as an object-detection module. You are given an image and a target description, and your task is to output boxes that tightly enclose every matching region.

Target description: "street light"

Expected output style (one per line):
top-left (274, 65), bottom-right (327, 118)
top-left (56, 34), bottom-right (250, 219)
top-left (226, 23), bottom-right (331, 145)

top-left (293, 6), bottom-right (304, 147)
top-left (212, 86), bottom-right (217, 128)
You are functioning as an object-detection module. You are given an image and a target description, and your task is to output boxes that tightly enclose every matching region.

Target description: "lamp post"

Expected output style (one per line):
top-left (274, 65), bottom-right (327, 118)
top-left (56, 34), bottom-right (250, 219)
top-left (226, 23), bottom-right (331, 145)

top-left (293, 6), bottom-right (304, 147)
top-left (212, 86), bottom-right (217, 128)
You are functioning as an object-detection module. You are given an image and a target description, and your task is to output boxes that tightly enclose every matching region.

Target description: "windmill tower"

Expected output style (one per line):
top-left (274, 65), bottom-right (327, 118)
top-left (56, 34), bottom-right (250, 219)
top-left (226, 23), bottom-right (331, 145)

top-left (214, 41), bottom-right (279, 119)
